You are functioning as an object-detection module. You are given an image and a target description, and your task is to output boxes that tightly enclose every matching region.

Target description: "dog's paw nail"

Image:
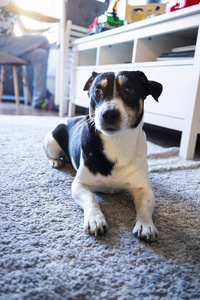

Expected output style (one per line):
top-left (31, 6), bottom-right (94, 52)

top-left (84, 214), bottom-right (108, 236)
top-left (132, 221), bottom-right (136, 230)
top-left (87, 226), bottom-right (90, 235)
top-left (155, 231), bottom-right (159, 241)
top-left (49, 159), bottom-right (65, 169)
top-left (103, 225), bottom-right (107, 234)
top-left (132, 220), bottom-right (158, 242)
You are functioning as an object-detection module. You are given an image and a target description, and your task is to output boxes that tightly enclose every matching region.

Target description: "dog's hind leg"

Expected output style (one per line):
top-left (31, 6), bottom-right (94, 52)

top-left (44, 128), bottom-right (67, 169)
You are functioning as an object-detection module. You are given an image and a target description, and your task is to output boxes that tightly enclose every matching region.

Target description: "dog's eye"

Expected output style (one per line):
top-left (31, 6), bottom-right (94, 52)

top-left (95, 86), bottom-right (102, 95)
top-left (125, 86), bottom-right (134, 94)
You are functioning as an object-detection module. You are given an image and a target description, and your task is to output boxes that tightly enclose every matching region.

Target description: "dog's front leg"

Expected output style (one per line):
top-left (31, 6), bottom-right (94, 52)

top-left (130, 187), bottom-right (158, 242)
top-left (72, 180), bottom-right (108, 236)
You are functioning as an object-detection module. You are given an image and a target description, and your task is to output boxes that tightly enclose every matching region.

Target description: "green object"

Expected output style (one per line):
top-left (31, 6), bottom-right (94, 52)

top-left (106, 15), bottom-right (124, 27)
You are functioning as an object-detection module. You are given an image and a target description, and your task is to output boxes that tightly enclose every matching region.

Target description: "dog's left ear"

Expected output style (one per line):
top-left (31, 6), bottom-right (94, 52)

top-left (137, 71), bottom-right (163, 102)
top-left (83, 71), bottom-right (99, 91)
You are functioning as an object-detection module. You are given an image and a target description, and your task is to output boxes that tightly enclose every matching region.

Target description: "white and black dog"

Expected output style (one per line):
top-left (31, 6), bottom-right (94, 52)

top-left (44, 71), bottom-right (163, 241)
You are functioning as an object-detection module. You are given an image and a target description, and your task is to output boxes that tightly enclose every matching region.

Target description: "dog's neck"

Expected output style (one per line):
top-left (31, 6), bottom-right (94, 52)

top-left (100, 121), bottom-right (146, 168)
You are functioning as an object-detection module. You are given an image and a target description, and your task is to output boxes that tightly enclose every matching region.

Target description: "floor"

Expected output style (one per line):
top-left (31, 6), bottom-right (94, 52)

top-left (0, 100), bottom-right (199, 159)
top-left (0, 101), bottom-right (59, 117)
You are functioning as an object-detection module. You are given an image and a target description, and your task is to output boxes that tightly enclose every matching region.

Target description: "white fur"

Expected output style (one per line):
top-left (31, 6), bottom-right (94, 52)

top-left (44, 130), bottom-right (65, 169)
top-left (71, 122), bottom-right (158, 241)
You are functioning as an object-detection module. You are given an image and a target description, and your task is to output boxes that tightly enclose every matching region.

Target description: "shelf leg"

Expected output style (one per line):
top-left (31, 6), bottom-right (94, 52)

top-left (68, 102), bottom-right (76, 117)
top-left (179, 76), bottom-right (200, 160)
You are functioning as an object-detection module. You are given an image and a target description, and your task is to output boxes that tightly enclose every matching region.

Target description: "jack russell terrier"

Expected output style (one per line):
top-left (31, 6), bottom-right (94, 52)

top-left (44, 71), bottom-right (163, 242)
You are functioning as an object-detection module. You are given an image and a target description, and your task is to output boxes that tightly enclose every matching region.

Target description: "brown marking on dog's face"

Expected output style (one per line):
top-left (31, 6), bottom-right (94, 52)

top-left (124, 98), bottom-right (144, 128)
top-left (117, 74), bottom-right (128, 86)
top-left (100, 78), bottom-right (108, 88)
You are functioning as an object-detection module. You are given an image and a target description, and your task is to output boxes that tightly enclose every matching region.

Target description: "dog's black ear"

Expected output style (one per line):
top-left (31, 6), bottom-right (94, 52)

top-left (146, 80), bottom-right (163, 102)
top-left (137, 71), bottom-right (163, 102)
top-left (83, 71), bottom-right (99, 91)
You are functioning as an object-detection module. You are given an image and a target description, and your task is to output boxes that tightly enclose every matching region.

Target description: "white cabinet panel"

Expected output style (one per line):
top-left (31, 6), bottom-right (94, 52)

top-left (140, 65), bottom-right (193, 119)
top-left (72, 68), bottom-right (92, 107)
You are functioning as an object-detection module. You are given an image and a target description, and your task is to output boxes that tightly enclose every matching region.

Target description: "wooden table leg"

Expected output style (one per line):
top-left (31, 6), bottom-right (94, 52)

top-left (12, 65), bottom-right (20, 107)
top-left (0, 65), bottom-right (5, 102)
top-left (20, 67), bottom-right (32, 105)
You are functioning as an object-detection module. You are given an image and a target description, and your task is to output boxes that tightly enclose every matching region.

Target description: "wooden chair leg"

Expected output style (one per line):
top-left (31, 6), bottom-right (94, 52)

top-left (0, 65), bottom-right (5, 102)
top-left (12, 65), bottom-right (20, 107)
top-left (20, 67), bottom-right (32, 105)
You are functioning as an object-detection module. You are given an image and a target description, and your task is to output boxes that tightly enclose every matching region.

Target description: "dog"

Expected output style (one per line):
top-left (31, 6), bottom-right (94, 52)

top-left (44, 70), bottom-right (163, 241)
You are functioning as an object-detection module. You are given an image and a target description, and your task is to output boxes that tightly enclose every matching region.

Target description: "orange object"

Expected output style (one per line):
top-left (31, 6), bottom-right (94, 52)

top-left (113, 0), bottom-right (120, 10)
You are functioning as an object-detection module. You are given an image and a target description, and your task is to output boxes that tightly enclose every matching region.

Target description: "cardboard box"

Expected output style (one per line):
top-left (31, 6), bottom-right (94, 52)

top-left (125, 3), bottom-right (166, 23)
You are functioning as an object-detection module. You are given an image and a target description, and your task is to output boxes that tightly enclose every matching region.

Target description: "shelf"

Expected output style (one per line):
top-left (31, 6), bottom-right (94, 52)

top-left (70, 5), bottom-right (200, 159)
top-left (74, 63), bottom-right (133, 71)
top-left (134, 59), bottom-right (194, 68)
top-left (77, 42), bottom-right (134, 66)
top-left (78, 48), bottom-right (97, 66)
top-left (134, 27), bottom-right (198, 63)
top-left (98, 41), bottom-right (134, 65)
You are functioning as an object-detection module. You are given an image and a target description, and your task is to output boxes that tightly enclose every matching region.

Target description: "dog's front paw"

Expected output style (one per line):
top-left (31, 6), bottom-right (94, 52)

top-left (49, 159), bottom-right (65, 169)
top-left (132, 219), bottom-right (158, 242)
top-left (84, 211), bottom-right (108, 237)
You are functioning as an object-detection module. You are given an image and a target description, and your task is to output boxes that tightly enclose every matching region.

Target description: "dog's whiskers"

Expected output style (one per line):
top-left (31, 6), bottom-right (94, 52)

top-left (86, 115), bottom-right (96, 129)
top-left (115, 137), bottom-right (121, 145)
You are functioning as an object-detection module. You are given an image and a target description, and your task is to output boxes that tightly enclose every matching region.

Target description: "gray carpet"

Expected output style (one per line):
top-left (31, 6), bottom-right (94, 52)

top-left (0, 115), bottom-right (200, 300)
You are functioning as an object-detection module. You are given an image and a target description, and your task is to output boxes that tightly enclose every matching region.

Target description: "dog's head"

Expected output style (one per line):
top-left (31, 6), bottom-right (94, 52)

top-left (84, 71), bottom-right (162, 135)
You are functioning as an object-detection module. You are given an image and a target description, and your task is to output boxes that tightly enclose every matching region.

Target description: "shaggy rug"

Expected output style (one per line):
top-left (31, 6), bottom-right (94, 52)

top-left (0, 115), bottom-right (200, 300)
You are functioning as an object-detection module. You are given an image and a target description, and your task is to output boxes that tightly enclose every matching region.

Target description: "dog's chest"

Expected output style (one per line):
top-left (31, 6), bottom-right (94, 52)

top-left (93, 165), bottom-right (133, 193)
top-left (100, 128), bottom-right (143, 169)
top-left (78, 127), bottom-right (147, 193)
top-left (102, 134), bottom-right (136, 168)
top-left (79, 159), bottom-right (134, 193)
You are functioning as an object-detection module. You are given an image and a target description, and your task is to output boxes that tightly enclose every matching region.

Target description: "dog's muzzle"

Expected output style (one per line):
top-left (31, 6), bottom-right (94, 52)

top-left (100, 109), bottom-right (121, 133)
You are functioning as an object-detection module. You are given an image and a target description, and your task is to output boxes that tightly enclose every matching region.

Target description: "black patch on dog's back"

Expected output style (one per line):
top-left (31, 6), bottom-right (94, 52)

top-left (52, 116), bottom-right (113, 175)
top-left (52, 123), bottom-right (69, 156)
top-left (67, 117), bottom-right (85, 169)
top-left (52, 117), bottom-right (84, 169)
top-left (82, 117), bottom-right (114, 176)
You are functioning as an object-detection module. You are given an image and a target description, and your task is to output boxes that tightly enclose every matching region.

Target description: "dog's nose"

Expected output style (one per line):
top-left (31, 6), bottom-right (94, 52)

top-left (102, 109), bottom-right (120, 124)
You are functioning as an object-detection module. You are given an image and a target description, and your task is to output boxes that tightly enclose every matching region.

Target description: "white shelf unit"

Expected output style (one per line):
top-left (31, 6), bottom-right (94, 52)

top-left (69, 5), bottom-right (200, 160)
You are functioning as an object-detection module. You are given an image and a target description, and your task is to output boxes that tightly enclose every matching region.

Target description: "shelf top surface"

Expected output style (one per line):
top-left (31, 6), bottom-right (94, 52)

top-left (73, 4), bottom-right (200, 46)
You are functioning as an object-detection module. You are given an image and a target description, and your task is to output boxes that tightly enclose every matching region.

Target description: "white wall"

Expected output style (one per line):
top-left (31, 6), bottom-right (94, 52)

top-left (15, 0), bottom-right (61, 18)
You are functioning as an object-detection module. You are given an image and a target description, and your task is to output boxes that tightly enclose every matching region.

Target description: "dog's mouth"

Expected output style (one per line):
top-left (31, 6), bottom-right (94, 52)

top-left (106, 127), bottom-right (118, 132)
top-left (100, 127), bottom-right (120, 135)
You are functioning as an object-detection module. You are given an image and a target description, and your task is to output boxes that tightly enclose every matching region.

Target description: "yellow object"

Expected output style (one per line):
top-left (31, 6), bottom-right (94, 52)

top-left (125, 3), bottom-right (166, 23)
